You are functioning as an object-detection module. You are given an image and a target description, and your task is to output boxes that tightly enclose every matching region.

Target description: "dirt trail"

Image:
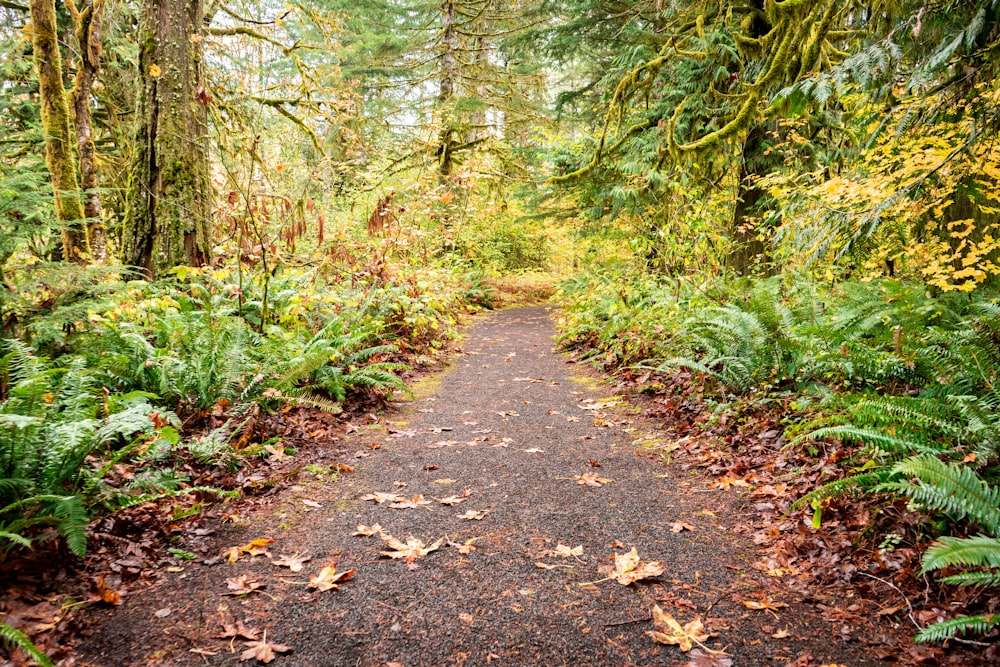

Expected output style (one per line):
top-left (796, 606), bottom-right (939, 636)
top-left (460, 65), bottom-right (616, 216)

top-left (81, 306), bottom-right (887, 666)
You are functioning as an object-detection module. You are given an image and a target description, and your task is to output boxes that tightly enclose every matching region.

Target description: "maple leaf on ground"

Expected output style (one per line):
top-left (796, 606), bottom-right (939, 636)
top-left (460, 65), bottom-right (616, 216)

top-left (359, 492), bottom-right (402, 504)
top-left (646, 604), bottom-right (715, 652)
top-left (352, 523), bottom-right (382, 537)
top-left (670, 521), bottom-right (695, 533)
top-left (456, 509), bottom-right (489, 520)
top-left (270, 552), bottom-right (311, 572)
top-left (438, 488), bottom-right (472, 506)
top-left (540, 544), bottom-right (584, 559)
top-left (574, 472), bottom-right (613, 487)
top-left (224, 577), bottom-right (265, 596)
top-left (388, 494), bottom-right (432, 509)
top-left (711, 473), bottom-right (750, 491)
top-left (447, 537), bottom-right (481, 554)
top-left (216, 620), bottom-right (261, 641)
top-left (582, 547), bottom-right (664, 586)
top-left (742, 597), bottom-right (788, 612)
top-left (240, 632), bottom-right (291, 664)
top-left (225, 538), bottom-right (275, 562)
top-left (380, 534), bottom-right (443, 566)
top-left (308, 566), bottom-right (355, 592)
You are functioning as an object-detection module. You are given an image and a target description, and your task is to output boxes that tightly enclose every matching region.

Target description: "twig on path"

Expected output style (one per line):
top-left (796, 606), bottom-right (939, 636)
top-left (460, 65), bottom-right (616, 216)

top-left (857, 571), bottom-right (920, 631)
top-left (698, 587), bottom-right (736, 623)
top-left (858, 573), bottom-right (992, 648)
top-left (603, 614), bottom-right (651, 628)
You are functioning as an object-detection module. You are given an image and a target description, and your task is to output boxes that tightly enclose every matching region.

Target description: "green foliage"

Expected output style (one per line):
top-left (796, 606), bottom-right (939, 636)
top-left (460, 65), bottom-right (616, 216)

top-left (0, 622), bottom-right (54, 667)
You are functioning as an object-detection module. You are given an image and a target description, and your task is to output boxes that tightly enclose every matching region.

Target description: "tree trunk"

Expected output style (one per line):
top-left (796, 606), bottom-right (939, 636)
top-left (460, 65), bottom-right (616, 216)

top-left (437, 0), bottom-right (456, 182)
top-left (29, 0), bottom-right (88, 262)
top-left (124, 0), bottom-right (212, 278)
top-left (69, 0), bottom-right (108, 262)
top-left (729, 123), bottom-right (775, 276)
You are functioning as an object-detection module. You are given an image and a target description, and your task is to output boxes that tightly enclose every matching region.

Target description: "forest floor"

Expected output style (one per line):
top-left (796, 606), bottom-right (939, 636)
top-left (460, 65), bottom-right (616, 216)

top-left (67, 306), bottom-right (941, 666)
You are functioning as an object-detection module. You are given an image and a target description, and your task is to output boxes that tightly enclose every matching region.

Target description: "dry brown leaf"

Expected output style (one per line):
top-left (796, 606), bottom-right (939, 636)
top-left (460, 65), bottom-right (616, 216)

top-left (742, 597), bottom-right (787, 612)
top-left (388, 494), bottom-right (433, 509)
top-left (270, 552), bottom-right (311, 573)
top-left (584, 547), bottom-right (664, 586)
top-left (380, 534), bottom-right (443, 566)
top-left (352, 523), bottom-right (382, 537)
top-left (239, 632), bottom-right (291, 663)
top-left (670, 521), bottom-right (695, 533)
top-left (574, 472), bottom-right (613, 487)
top-left (359, 491), bottom-right (402, 504)
top-left (540, 544), bottom-right (584, 559)
top-left (646, 604), bottom-right (714, 652)
top-left (447, 537), bottom-right (481, 554)
top-left (300, 499), bottom-right (321, 508)
top-left (216, 620), bottom-right (261, 641)
top-left (308, 566), bottom-right (355, 592)
top-left (523, 448), bottom-right (544, 453)
top-left (686, 648), bottom-right (734, 666)
top-left (456, 509), bottom-right (489, 521)
top-left (438, 489), bottom-right (471, 506)
top-left (224, 577), bottom-right (265, 596)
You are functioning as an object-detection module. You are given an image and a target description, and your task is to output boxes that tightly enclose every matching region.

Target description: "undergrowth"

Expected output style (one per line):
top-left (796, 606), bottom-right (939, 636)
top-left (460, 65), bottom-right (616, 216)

top-left (559, 269), bottom-right (1000, 643)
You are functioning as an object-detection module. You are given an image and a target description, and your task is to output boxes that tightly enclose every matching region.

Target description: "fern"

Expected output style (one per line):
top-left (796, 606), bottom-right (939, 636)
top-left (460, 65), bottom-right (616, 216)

top-left (0, 622), bottom-right (54, 667)
top-left (915, 613), bottom-right (1000, 643)
top-left (881, 455), bottom-right (1000, 533)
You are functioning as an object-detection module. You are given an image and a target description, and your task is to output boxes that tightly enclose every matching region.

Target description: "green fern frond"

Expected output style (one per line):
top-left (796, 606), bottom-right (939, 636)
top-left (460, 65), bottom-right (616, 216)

top-left (0, 622), bottom-right (54, 667)
top-left (884, 455), bottom-right (1000, 533)
top-left (937, 570), bottom-right (1000, 587)
top-left (282, 391), bottom-right (343, 415)
top-left (795, 426), bottom-right (947, 456)
top-left (791, 470), bottom-right (893, 511)
top-left (915, 613), bottom-right (1000, 643)
top-left (921, 535), bottom-right (1000, 573)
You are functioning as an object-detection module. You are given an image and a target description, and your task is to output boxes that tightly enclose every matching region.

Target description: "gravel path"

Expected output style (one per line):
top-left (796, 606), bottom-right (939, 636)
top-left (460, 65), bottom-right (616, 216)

top-left (80, 306), bottom-right (885, 667)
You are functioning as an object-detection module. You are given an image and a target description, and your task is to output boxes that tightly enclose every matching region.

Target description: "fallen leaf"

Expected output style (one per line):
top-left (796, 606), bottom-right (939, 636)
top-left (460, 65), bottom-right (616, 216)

top-left (456, 509), bottom-right (489, 521)
top-left (646, 604), bottom-right (714, 652)
top-left (308, 566), bottom-right (355, 592)
top-left (584, 547), bottom-right (664, 586)
top-left (224, 577), bottom-right (265, 596)
top-left (300, 499), bottom-right (322, 508)
top-left (574, 472), bottom-right (613, 487)
top-left (240, 633), bottom-right (292, 663)
top-left (742, 597), bottom-right (788, 612)
top-left (671, 521), bottom-right (695, 533)
top-left (352, 523), bottom-right (382, 537)
top-left (771, 628), bottom-right (790, 639)
top-left (432, 478), bottom-right (456, 485)
top-left (388, 494), bottom-right (432, 509)
top-left (380, 534), bottom-right (443, 565)
top-left (359, 492), bottom-right (402, 504)
top-left (447, 537), bottom-right (481, 554)
top-left (154, 607), bottom-right (172, 618)
top-left (438, 489), bottom-right (472, 506)
top-left (216, 620), bottom-right (261, 641)
top-left (523, 448), bottom-right (544, 453)
top-left (270, 552), bottom-right (312, 573)
top-left (540, 544), bottom-right (584, 559)
top-left (422, 464), bottom-right (439, 471)
top-left (587, 460), bottom-right (602, 467)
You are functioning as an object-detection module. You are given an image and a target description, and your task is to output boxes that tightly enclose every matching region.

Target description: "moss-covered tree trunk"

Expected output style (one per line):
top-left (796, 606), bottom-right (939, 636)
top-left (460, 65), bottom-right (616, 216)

top-left (436, 0), bottom-right (456, 182)
top-left (29, 0), bottom-right (88, 262)
top-left (123, 0), bottom-right (212, 277)
top-left (69, 0), bottom-right (108, 262)
top-left (729, 123), bottom-right (775, 275)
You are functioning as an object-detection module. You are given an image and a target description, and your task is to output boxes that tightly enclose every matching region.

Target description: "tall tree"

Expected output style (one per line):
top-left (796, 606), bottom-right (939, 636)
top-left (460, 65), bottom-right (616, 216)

top-left (28, 0), bottom-right (87, 261)
top-left (123, 0), bottom-right (212, 277)
top-left (67, 0), bottom-right (108, 262)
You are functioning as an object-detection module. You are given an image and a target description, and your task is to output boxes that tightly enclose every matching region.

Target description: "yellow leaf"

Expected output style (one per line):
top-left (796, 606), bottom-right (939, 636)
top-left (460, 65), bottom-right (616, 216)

top-left (148, 63), bottom-right (162, 78)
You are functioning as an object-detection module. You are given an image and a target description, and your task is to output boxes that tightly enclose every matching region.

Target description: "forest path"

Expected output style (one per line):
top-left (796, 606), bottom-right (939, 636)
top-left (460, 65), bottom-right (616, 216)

top-left (81, 306), bottom-right (878, 667)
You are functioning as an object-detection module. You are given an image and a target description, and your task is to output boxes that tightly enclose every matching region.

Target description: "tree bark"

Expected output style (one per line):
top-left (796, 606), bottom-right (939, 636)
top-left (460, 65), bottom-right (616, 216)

top-left (29, 0), bottom-right (88, 262)
top-left (728, 123), bottom-right (773, 275)
top-left (68, 0), bottom-right (108, 262)
top-left (437, 0), bottom-right (457, 182)
top-left (124, 0), bottom-right (212, 277)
